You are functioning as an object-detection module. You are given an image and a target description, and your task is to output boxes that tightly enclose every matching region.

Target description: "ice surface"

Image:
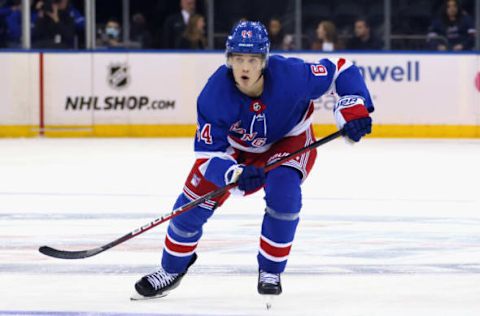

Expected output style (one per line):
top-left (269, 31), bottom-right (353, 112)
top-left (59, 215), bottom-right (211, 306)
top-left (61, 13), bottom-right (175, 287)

top-left (0, 138), bottom-right (479, 316)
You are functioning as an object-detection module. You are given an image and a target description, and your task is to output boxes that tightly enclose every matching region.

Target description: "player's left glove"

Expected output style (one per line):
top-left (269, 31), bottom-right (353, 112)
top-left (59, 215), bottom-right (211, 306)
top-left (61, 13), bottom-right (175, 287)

top-left (334, 95), bottom-right (372, 142)
top-left (225, 164), bottom-right (265, 195)
top-left (204, 158), bottom-right (265, 195)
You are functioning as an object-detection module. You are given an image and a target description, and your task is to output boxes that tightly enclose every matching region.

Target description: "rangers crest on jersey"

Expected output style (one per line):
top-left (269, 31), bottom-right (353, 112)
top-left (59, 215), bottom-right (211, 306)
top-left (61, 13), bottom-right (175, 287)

top-left (228, 100), bottom-right (269, 149)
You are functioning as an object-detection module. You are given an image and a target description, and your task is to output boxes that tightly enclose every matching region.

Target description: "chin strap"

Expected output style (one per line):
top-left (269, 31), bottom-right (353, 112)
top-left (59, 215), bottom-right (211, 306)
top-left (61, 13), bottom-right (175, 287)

top-left (255, 73), bottom-right (264, 84)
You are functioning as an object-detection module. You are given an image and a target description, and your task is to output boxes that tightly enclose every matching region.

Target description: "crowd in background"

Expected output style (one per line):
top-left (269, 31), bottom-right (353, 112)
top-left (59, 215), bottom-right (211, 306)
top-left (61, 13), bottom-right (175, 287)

top-left (0, 0), bottom-right (84, 48)
top-left (0, 0), bottom-right (477, 51)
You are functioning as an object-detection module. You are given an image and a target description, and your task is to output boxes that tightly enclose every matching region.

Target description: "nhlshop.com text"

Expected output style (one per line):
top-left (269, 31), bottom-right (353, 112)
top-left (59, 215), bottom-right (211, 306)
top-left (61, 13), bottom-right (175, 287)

top-left (65, 96), bottom-right (175, 111)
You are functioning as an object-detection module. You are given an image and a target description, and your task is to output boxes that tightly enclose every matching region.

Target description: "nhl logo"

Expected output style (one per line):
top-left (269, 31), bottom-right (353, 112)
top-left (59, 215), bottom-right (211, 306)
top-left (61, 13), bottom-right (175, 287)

top-left (108, 62), bottom-right (130, 90)
top-left (249, 99), bottom-right (266, 114)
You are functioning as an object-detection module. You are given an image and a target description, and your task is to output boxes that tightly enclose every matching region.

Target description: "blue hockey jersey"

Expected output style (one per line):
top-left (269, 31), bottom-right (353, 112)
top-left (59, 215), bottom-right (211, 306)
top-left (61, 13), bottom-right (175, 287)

top-left (194, 55), bottom-right (374, 160)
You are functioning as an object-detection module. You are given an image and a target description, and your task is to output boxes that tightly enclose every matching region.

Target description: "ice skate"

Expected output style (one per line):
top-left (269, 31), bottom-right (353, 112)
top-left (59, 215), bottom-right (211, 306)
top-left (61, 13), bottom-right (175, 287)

top-left (258, 270), bottom-right (282, 309)
top-left (258, 270), bottom-right (282, 295)
top-left (131, 253), bottom-right (197, 300)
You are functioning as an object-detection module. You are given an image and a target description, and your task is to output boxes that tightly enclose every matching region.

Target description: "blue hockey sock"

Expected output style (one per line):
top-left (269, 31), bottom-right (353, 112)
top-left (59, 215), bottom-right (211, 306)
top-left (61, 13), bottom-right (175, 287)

top-left (161, 193), bottom-right (213, 273)
top-left (257, 167), bottom-right (302, 273)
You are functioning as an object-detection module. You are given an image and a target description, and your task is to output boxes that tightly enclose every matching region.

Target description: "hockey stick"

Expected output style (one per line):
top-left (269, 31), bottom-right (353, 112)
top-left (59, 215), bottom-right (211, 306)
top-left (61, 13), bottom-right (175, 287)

top-left (39, 129), bottom-right (343, 259)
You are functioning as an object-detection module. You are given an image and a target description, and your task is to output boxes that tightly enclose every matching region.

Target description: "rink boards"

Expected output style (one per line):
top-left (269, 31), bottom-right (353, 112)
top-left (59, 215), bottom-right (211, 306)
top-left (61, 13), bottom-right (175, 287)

top-left (0, 51), bottom-right (479, 137)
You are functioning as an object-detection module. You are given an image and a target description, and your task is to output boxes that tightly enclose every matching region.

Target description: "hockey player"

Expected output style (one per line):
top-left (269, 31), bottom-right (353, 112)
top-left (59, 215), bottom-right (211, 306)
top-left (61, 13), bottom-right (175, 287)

top-left (133, 21), bottom-right (373, 299)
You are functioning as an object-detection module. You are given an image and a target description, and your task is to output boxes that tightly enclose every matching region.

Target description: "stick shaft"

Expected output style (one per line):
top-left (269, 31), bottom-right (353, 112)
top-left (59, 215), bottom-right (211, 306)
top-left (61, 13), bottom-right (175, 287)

top-left (39, 130), bottom-right (343, 259)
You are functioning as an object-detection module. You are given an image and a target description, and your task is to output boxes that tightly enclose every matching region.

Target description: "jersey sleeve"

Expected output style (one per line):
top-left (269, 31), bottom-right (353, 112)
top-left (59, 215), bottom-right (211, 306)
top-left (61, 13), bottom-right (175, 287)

top-left (302, 58), bottom-right (337, 100)
top-left (194, 90), bottom-right (232, 158)
top-left (193, 80), bottom-right (238, 187)
top-left (303, 58), bottom-right (374, 113)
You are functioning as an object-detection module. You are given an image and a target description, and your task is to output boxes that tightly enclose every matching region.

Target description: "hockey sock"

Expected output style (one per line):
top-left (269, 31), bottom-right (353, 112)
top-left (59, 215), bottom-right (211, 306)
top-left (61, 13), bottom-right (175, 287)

top-left (161, 193), bottom-right (213, 273)
top-left (257, 167), bottom-right (302, 273)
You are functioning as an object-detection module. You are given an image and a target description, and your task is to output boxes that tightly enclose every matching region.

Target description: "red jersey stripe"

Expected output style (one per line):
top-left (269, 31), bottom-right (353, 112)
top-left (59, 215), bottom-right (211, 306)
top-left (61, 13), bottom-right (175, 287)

top-left (337, 58), bottom-right (347, 71)
top-left (260, 238), bottom-right (292, 258)
top-left (165, 236), bottom-right (197, 253)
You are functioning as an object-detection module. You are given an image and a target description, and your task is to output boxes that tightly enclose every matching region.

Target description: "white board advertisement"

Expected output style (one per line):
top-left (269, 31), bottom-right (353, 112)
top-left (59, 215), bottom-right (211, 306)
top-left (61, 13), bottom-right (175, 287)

top-left (0, 52), bottom-right (479, 134)
top-left (291, 53), bottom-right (480, 125)
top-left (43, 53), bottom-right (221, 125)
top-left (42, 52), bottom-right (480, 126)
top-left (0, 54), bottom-right (39, 125)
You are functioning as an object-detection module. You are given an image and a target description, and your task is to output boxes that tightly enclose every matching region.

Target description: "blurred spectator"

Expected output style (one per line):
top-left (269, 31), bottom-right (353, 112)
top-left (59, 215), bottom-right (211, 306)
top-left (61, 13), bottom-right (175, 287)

top-left (31, 0), bottom-right (83, 47)
top-left (268, 17), bottom-right (285, 50)
top-left (33, 0), bottom-right (75, 48)
top-left (130, 12), bottom-right (152, 49)
top-left (97, 18), bottom-right (123, 48)
top-left (427, 0), bottom-right (476, 51)
top-left (267, 17), bottom-right (295, 51)
top-left (311, 21), bottom-right (339, 51)
top-left (0, 0), bottom-right (22, 47)
top-left (57, 0), bottom-right (83, 47)
top-left (175, 13), bottom-right (206, 49)
top-left (0, 14), bottom-right (6, 48)
top-left (64, 0), bottom-right (84, 32)
top-left (346, 18), bottom-right (382, 50)
top-left (163, 0), bottom-right (196, 49)
top-left (31, 0), bottom-right (82, 30)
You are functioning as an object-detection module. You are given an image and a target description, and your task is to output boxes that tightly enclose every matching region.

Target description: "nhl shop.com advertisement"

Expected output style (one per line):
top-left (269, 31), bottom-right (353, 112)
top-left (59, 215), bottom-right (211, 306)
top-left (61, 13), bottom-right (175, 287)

top-left (42, 53), bottom-right (205, 125)
top-left (0, 52), bottom-right (478, 137)
top-left (64, 62), bottom-right (176, 112)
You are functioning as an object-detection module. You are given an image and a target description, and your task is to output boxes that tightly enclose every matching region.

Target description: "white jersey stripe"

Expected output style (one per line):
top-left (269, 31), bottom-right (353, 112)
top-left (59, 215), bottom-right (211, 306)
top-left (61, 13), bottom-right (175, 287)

top-left (325, 57), bottom-right (354, 94)
top-left (195, 149), bottom-right (236, 160)
top-left (183, 187), bottom-right (215, 210)
top-left (227, 135), bottom-right (272, 153)
top-left (166, 231), bottom-right (198, 247)
top-left (164, 247), bottom-right (196, 257)
top-left (183, 186), bottom-right (216, 206)
top-left (260, 235), bottom-right (293, 248)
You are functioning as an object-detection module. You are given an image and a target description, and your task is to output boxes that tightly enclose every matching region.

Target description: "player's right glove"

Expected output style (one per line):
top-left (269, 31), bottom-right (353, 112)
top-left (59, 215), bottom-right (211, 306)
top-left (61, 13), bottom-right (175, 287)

top-left (225, 164), bottom-right (266, 194)
top-left (334, 95), bottom-right (372, 142)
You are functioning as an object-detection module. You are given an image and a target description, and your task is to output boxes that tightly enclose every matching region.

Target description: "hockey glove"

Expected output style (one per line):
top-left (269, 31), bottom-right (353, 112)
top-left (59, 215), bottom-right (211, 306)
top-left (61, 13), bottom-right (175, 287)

top-left (226, 164), bottom-right (266, 194)
top-left (334, 95), bottom-right (372, 142)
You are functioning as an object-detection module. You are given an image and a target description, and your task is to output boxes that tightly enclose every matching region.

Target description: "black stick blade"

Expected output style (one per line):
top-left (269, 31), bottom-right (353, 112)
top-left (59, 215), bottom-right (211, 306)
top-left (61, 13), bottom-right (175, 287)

top-left (39, 245), bottom-right (103, 259)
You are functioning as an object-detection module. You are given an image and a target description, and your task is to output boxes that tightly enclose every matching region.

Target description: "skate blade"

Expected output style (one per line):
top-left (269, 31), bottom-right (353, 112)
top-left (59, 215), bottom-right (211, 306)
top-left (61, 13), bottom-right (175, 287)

top-left (130, 292), bottom-right (169, 301)
top-left (264, 295), bottom-right (275, 310)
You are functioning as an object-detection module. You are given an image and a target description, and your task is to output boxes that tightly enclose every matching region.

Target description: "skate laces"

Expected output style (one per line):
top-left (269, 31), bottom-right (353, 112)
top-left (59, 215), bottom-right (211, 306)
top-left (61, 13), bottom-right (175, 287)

top-left (146, 268), bottom-right (179, 290)
top-left (259, 270), bottom-right (280, 285)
